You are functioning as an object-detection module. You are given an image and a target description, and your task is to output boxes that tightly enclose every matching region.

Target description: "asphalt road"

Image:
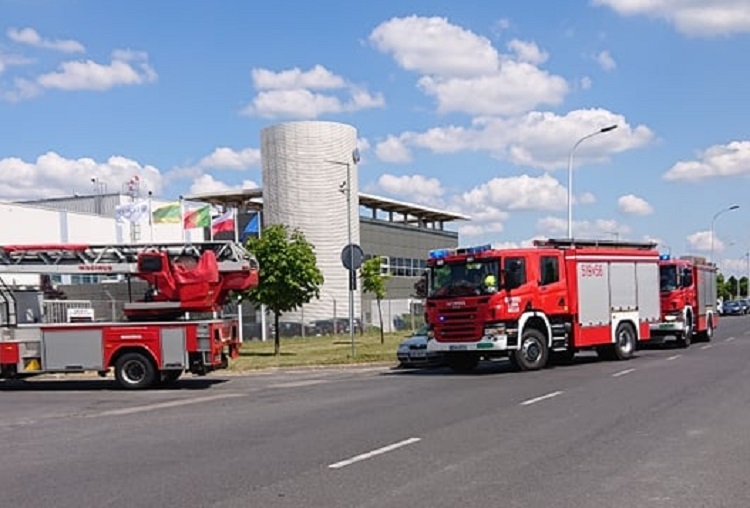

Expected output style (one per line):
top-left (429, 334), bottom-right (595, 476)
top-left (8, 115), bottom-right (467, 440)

top-left (2, 316), bottom-right (750, 508)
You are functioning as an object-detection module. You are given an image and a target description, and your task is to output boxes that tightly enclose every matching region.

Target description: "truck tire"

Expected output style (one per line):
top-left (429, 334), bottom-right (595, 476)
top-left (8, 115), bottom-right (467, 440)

top-left (612, 322), bottom-right (637, 360)
top-left (697, 318), bottom-right (714, 342)
top-left (676, 314), bottom-right (692, 349)
top-left (511, 329), bottom-right (548, 371)
top-left (115, 352), bottom-right (157, 390)
top-left (448, 353), bottom-right (479, 373)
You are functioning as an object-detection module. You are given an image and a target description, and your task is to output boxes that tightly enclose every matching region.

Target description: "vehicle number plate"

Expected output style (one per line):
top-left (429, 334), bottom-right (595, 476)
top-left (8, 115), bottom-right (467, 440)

top-left (411, 350), bottom-right (426, 358)
top-left (449, 345), bottom-right (467, 351)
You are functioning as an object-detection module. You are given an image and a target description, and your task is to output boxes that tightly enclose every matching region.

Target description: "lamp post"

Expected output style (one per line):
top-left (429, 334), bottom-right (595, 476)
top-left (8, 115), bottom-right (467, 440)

top-left (326, 148), bottom-right (361, 357)
top-left (710, 205), bottom-right (739, 264)
top-left (567, 124), bottom-right (618, 239)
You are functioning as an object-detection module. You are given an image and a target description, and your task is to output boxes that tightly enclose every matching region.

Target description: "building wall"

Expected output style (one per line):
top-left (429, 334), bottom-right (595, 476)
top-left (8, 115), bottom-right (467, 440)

top-left (261, 121), bottom-right (360, 324)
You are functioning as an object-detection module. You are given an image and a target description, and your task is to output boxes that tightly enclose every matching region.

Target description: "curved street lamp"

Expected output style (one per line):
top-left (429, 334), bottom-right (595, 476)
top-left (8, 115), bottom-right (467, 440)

top-left (567, 124), bottom-right (618, 239)
top-left (710, 205), bottom-right (739, 264)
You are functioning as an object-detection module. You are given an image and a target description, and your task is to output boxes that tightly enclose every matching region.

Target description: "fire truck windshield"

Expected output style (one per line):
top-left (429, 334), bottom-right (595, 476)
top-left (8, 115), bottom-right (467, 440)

top-left (429, 259), bottom-right (500, 298)
top-left (660, 265), bottom-right (678, 292)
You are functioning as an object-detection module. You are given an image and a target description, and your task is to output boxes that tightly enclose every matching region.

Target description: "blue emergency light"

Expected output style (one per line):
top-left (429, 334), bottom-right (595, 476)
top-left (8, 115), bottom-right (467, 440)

top-left (659, 254), bottom-right (670, 260)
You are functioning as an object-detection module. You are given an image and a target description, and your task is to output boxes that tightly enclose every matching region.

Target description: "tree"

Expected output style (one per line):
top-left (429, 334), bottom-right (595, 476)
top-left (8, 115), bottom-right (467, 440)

top-left (361, 256), bottom-right (390, 344)
top-left (244, 224), bottom-right (324, 355)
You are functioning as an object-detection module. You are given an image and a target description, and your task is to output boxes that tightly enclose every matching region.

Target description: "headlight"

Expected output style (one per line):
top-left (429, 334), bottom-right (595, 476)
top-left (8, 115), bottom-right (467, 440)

top-left (398, 344), bottom-right (409, 352)
top-left (484, 325), bottom-right (506, 336)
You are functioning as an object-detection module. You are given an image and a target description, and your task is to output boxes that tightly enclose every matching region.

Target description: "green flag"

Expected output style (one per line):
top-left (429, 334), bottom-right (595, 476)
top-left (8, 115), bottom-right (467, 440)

top-left (152, 202), bottom-right (181, 224)
top-left (183, 205), bottom-right (211, 229)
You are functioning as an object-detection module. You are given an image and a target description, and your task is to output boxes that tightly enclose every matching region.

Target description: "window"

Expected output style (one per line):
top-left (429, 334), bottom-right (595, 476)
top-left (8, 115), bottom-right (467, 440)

top-left (504, 256), bottom-right (527, 287)
top-left (540, 256), bottom-right (559, 286)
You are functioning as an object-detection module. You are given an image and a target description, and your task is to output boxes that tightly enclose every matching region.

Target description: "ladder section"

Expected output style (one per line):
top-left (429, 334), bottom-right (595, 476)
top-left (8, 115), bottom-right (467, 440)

top-left (0, 242), bottom-right (258, 275)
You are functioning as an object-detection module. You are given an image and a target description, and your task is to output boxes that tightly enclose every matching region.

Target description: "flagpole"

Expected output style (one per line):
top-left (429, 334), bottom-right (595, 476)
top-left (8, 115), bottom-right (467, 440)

top-left (179, 196), bottom-right (186, 242)
top-left (148, 191), bottom-right (154, 243)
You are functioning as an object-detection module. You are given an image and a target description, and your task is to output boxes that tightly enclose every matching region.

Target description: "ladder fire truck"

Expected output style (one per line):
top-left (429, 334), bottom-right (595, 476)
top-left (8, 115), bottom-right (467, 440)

top-left (0, 241), bottom-right (259, 389)
top-left (424, 239), bottom-right (661, 373)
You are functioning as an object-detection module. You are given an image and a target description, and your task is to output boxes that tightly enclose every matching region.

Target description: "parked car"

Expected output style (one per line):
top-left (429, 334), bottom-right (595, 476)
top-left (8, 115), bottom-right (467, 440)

top-left (396, 325), bottom-right (446, 368)
top-left (722, 300), bottom-right (744, 316)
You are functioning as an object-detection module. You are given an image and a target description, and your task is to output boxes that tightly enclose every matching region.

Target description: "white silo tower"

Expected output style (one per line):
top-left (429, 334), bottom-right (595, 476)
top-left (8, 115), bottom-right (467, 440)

top-left (260, 121), bottom-right (360, 327)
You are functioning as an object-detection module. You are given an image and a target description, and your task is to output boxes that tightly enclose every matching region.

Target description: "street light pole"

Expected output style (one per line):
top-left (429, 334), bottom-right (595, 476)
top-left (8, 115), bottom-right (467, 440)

top-left (710, 205), bottom-right (739, 264)
top-left (327, 149), bottom-right (360, 357)
top-left (567, 124), bottom-right (618, 239)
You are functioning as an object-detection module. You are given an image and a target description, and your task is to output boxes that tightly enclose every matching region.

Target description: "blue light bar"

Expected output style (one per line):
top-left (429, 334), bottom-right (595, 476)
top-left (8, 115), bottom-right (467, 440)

top-left (659, 254), bottom-right (670, 260)
top-left (457, 244), bottom-right (492, 255)
top-left (429, 248), bottom-right (454, 259)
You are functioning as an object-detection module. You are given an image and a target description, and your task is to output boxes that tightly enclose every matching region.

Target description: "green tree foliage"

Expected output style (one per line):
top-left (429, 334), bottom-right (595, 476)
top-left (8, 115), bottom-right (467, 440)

top-left (244, 224), bottom-right (324, 355)
top-left (361, 256), bottom-right (389, 344)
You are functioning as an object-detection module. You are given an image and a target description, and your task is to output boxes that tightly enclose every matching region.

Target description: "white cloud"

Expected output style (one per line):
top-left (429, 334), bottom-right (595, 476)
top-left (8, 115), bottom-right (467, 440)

top-left (375, 136), bottom-right (412, 163)
top-left (686, 230), bottom-right (723, 252)
top-left (198, 147), bottom-right (261, 170)
top-left (618, 194), bottom-right (653, 215)
top-left (35, 50), bottom-right (157, 91)
top-left (0, 52), bottom-right (33, 74)
top-left (537, 215), bottom-right (631, 239)
top-left (242, 65), bottom-right (384, 118)
top-left (376, 174), bottom-right (445, 205)
top-left (507, 39), bottom-right (549, 65)
top-left (378, 108), bottom-right (653, 170)
top-left (370, 15), bottom-right (568, 116)
top-left (188, 175), bottom-right (259, 195)
top-left (7, 27), bottom-right (84, 53)
top-left (578, 192), bottom-right (597, 204)
top-left (593, 0), bottom-right (750, 37)
top-left (580, 76), bottom-right (593, 89)
top-left (459, 173), bottom-right (567, 212)
top-left (369, 15), bottom-right (500, 78)
top-left (596, 50), bottom-right (617, 71)
top-left (0, 151), bottom-right (162, 200)
top-left (663, 140), bottom-right (750, 181)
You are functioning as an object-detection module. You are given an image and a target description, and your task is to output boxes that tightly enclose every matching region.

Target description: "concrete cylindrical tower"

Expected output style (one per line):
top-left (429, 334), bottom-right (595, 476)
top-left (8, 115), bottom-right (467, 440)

top-left (261, 121), bottom-right (360, 326)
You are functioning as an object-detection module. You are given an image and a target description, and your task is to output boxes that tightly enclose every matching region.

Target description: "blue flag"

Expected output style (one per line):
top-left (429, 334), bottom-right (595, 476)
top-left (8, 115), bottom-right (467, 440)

top-left (241, 213), bottom-right (259, 240)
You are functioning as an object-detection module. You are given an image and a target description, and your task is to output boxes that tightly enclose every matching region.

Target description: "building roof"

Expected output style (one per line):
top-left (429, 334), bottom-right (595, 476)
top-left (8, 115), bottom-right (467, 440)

top-left (183, 188), bottom-right (469, 223)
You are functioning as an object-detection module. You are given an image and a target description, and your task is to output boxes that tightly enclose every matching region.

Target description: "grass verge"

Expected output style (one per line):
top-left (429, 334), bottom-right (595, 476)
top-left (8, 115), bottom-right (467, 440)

top-left (230, 330), bottom-right (408, 371)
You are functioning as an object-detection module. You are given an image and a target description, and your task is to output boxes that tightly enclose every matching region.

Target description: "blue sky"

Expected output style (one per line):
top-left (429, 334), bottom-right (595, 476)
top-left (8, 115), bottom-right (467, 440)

top-left (1, 0), bottom-right (750, 274)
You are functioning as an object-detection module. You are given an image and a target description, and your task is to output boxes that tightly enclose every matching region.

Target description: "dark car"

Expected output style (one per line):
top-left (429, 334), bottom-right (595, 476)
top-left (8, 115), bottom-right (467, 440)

top-left (396, 325), bottom-right (446, 368)
top-left (722, 300), bottom-right (744, 316)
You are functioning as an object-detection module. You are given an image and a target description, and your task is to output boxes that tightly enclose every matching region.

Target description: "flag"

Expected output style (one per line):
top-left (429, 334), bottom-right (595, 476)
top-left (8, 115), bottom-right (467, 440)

top-left (183, 205), bottom-right (210, 229)
top-left (211, 210), bottom-right (235, 235)
top-left (152, 202), bottom-right (181, 224)
top-left (114, 200), bottom-right (150, 224)
top-left (240, 213), bottom-right (259, 241)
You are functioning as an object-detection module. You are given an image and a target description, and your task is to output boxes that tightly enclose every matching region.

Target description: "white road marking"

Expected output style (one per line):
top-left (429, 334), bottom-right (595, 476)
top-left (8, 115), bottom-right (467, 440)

top-left (268, 379), bottom-right (329, 389)
top-left (328, 437), bottom-right (421, 469)
top-left (666, 354), bottom-right (681, 361)
top-left (726, 337), bottom-right (737, 342)
top-left (700, 345), bottom-right (713, 350)
top-left (743, 331), bottom-right (750, 336)
top-left (520, 390), bottom-right (564, 406)
top-left (89, 393), bottom-right (245, 417)
top-left (612, 368), bottom-right (636, 378)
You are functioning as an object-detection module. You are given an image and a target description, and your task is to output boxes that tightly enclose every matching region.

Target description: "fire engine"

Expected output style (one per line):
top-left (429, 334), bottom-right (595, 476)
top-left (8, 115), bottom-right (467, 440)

top-left (424, 239), bottom-right (661, 373)
top-left (650, 254), bottom-right (718, 347)
top-left (0, 241), bottom-right (259, 389)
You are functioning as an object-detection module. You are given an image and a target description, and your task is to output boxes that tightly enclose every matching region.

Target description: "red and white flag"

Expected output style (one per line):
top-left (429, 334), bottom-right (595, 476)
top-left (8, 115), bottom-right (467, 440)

top-left (211, 210), bottom-right (235, 235)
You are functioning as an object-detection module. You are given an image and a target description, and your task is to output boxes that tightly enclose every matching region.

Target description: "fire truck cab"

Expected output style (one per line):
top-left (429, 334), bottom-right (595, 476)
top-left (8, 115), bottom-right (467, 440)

top-left (424, 239), bottom-right (661, 373)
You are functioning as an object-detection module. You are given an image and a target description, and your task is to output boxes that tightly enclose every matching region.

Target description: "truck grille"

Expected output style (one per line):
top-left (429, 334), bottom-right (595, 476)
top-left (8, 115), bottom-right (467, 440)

top-left (435, 305), bottom-right (482, 342)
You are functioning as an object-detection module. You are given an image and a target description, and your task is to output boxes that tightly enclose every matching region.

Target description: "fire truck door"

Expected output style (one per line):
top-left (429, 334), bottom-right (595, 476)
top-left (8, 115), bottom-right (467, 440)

top-left (538, 254), bottom-right (567, 314)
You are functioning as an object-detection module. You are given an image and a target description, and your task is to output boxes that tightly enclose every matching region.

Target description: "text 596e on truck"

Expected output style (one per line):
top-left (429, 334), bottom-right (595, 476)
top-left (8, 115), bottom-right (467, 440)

top-left (0, 241), bottom-right (258, 389)
top-left (424, 239), bottom-right (661, 373)
top-left (650, 254), bottom-right (718, 347)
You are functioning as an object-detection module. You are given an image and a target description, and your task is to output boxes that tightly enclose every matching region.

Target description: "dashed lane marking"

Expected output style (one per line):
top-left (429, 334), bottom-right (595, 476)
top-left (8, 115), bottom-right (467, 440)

top-left (328, 437), bottom-right (421, 469)
top-left (726, 337), bottom-right (737, 342)
top-left (666, 354), bottom-right (681, 361)
top-left (520, 390), bottom-right (564, 406)
top-left (87, 393), bottom-right (245, 417)
top-left (700, 344), bottom-right (714, 350)
top-left (612, 368), bottom-right (637, 378)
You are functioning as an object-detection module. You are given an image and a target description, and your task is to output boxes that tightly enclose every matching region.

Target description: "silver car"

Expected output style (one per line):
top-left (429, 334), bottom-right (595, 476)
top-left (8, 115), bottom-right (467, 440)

top-left (397, 326), bottom-right (446, 368)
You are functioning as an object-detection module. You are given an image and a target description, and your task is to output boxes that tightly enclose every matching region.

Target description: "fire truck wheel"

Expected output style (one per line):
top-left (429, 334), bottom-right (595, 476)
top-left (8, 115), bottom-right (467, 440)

top-left (698, 319), bottom-right (713, 342)
top-left (612, 322), bottom-right (637, 360)
top-left (512, 329), bottom-right (548, 371)
top-left (677, 317), bottom-right (692, 348)
top-left (115, 352), bottom-right (157, 390)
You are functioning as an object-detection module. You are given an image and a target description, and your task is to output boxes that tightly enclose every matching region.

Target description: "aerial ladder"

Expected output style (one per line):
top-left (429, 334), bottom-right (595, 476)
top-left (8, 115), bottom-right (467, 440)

top-left (0, 241), bottom-right (259, 389)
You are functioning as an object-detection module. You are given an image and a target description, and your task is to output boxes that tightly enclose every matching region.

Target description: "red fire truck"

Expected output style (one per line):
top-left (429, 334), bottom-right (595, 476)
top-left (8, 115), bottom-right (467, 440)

top-left (650, 254), bottom-right (718, 347)
top-left (0, 241), bottom-right (259, 389)
top-left (424, 239), bottom-right (661, 373)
